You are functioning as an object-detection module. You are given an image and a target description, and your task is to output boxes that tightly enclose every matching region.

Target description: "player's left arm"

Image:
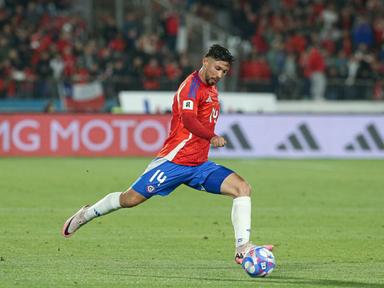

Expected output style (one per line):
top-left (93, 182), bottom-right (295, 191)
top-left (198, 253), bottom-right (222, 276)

top-left (182, 114), bottom-right (226, 147)
top-left (209, 135), bottom-right (226, 147)
top-left (180, 101), bottom-right (226, 147)
top-left (178, 78), bottom-right (226, 147)
top-left (182, 113), bottom-right (216, 140)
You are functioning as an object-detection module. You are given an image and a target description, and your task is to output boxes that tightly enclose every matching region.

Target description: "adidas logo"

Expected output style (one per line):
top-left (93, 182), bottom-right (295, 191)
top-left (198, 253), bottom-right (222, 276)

top-left (277, 123), bottom-right (320, 151)
top-left (205, 95), bottom-right (213, 103)
top-left (345, 124), bottom-right (384, 152)
top-left (214, 123), bottom-right (252, 150)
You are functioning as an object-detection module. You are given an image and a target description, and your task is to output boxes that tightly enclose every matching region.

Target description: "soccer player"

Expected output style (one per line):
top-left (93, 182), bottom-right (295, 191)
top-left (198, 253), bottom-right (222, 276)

top-left (62, 44), bottom-right (273, 264)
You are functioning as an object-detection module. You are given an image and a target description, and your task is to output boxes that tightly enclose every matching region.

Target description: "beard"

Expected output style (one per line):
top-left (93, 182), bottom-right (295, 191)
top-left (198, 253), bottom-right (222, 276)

top-left (206, 77), bottom-right (218, 86)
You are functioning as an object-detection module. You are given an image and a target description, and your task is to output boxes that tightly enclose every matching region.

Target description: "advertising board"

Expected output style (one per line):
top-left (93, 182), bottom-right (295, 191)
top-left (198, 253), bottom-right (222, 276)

top-left (1, 114), bottom-right (383, 158)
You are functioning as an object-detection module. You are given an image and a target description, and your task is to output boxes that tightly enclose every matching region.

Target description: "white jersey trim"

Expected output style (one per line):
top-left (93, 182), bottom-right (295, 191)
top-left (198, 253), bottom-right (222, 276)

top-left (176, 80), bottom-right (187, 110)
top-left (162, 77), bottom-right (192, 162)
top-left (128, 157), bottom-right (168, 191)
top-left (164, 132), bottom-right (192, 161)
top-left (142, 157), bottom-right (168, 174)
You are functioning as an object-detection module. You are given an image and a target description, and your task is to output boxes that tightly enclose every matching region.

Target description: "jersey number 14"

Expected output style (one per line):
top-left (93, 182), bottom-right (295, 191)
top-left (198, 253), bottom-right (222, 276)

top-left (210, 108), bottom-right (218, 123)
top-left (149, 169), bottom-right (167, 186)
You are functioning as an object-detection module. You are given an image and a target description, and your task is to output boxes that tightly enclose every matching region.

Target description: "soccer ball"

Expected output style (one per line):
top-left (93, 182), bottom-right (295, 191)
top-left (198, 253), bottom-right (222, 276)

top-left (241, 246), bottom-right (276, 277)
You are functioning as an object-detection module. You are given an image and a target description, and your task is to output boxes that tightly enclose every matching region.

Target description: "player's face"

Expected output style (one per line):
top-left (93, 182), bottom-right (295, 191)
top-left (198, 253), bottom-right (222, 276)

top-left (203, 58), bottom-right (230, 86)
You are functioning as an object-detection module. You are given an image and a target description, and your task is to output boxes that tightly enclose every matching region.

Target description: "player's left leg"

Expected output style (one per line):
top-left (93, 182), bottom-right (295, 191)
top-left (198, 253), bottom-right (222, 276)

top-left (185, 163), bottom-right (252, 252)
top-left (219, 173), bottom-right (254, 263)
top-left (220, 172), bottom-right (252, 244)
top-left (219, 172), bottom-right (274, 264)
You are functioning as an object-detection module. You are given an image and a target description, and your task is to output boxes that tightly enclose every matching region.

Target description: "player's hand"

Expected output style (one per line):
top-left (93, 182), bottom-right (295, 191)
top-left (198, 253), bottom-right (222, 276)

top-left (210, 135), bottom-right (226, 148)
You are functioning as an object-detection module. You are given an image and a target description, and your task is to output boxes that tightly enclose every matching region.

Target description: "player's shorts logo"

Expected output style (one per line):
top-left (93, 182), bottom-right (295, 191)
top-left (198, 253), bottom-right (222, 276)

top-left (146, 185), bottom-right (155, 193)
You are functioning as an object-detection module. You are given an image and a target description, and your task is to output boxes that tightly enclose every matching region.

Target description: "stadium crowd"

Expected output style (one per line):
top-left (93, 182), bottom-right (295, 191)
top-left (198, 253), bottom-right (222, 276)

top-left (0, 0), bottom-right (383, 101)
top-left (191, 0), bottom-right (384, 100)
top-left (0, 0), bottom-right (192, 100)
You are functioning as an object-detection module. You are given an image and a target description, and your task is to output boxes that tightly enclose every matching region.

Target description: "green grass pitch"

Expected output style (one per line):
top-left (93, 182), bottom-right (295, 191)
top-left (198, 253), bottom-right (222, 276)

top-left (0, 158), bottom-right (383, 287)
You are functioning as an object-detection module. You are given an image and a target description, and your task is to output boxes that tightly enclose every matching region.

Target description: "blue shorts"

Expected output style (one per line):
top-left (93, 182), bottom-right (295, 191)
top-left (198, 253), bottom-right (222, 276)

top-left (131, 158), bottom-right (234, 198)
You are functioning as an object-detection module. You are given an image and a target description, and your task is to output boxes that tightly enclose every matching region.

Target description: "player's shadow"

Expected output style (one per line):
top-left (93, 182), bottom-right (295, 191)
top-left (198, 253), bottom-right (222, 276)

top-left (114, 272), bottom-right (256, 283)
top-left (269, 276), bottom-right (383, 288)
top-left (114, 273), bottom-right (382, 287)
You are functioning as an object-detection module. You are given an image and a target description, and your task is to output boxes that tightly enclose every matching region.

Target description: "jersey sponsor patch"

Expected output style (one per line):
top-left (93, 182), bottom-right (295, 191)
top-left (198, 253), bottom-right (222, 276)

top-left (182, 100), bottom-right (194, 110)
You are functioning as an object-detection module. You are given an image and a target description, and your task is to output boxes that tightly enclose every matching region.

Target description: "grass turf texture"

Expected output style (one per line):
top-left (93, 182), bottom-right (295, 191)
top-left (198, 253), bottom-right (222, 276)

top-left (0, 158), bottom-right (383, 288)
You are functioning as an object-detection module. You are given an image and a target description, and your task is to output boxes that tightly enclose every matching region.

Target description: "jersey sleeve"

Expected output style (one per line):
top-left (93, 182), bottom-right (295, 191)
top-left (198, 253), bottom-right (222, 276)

top-left (182, 113), bottom-right (216, 140)
top-left (178, 76), bottom-right (201, 116)
top-left (177, 76), bottom-right (215, 140)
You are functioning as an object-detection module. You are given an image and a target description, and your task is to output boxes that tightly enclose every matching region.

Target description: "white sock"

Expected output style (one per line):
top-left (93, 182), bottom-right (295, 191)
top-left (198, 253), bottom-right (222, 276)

top-left (231, 196), bottom-right (251, 248)
top-left (84, 192), bottom-right (122, 221)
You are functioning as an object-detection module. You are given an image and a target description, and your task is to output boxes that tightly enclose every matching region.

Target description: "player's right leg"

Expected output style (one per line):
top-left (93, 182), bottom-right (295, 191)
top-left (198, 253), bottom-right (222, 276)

top-left (62, 189), bottom-right (146, 238)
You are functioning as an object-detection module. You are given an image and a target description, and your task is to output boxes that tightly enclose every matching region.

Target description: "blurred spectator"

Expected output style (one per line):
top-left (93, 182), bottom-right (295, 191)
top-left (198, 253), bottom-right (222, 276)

top-left (241, 49), bottom-right (271, 81)
top-left (352, 16), bottom-right (374, 49)
top-left (164, 57), bottom-right (182, 82)
top-left (143, 57), bottom-right (163, 90)
top-left (72, 60), bottom-right (90, 84)
top-left (109, 32), bottom-right (126, 53)
top-left (179, 52), bottom-right (194, 80)
top-left (355, 44), bottom-right (375, 80)
top-left (162, 11), bottom-right (180, 51)
top-left (0, 36), bottom-right (10, 62)
top-left (127, 56), bottom-right (144, 90)
top-left (35, 51), bottom-right (53, 98)
top-left (110, 58), bottom-right (129, 92)
top-left (101, 15), bottom-right (118, 43)
top-left (266, 37), bottom-right (285, 93)
top-left (306, 44), bottom-right (327, 101)
top-left (279, 52), bottom-right (300, 99)
top-left (321, 3), bottom-right (338, 30)
top-left (83, 40), bottom-right (98, 72)
top-left (62, 46), bottom-right (76, 78)
top-left (240, 49), bottom-right (272, 92)
top-left (137, 33), bottom-right (162, 58)
top-left (325, 50), bottom-right (348, 100)
top-left (122, 12), bottom-right (142, 50)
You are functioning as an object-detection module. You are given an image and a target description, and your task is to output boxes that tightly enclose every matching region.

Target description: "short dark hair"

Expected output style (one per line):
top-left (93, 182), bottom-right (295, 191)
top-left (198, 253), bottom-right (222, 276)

top-left (205, 44), bottom-right (234, 64)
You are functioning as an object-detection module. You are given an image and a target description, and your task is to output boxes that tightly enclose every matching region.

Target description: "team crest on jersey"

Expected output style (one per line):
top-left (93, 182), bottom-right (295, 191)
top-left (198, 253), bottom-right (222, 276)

top-left (146, 185), bottom-right (155, 193)
top-left (182, 100), bottom-right (194, 110)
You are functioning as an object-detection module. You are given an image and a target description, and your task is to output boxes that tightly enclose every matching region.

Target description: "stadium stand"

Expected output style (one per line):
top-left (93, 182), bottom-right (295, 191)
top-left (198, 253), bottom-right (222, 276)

top-left (0, 0), bottom-right (383, 111)
top-left (196, 0), bottom-right (384, 100)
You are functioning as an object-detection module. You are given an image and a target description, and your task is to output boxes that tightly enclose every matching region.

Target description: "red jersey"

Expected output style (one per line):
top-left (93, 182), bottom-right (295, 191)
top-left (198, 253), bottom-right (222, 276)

top-left (157, 71), bottom-right (220, 166)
